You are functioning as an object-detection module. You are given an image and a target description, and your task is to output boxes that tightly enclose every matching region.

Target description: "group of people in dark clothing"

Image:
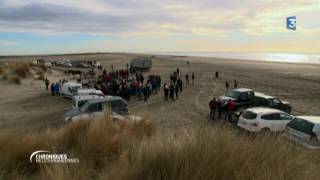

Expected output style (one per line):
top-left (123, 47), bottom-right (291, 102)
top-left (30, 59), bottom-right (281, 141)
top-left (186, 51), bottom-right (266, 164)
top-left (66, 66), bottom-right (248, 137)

top-left (163, 68), bottom-right (194, 101)
top-left (209, 98), bottom-right (236, 121)
top-left (96, 67), bottom-right (161, 102)
top-left (185, 72), bottom-right (195, 85)
top-left (225, 80), bottom-right (238, 90)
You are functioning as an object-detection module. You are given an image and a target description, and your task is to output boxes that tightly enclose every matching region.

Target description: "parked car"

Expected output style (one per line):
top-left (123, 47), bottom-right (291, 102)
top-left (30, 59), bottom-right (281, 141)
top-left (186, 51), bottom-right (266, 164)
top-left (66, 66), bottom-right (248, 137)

top-left (254, 92), bottom-right (291, 113)
top-left (72, 95), bottom-right (104, 109)
top-left (44, 62), bottom-right (53, 67)
top-left (64, 96), bottom-right (128, 122)
top-left (237, 107), bottom-right (294, 133)
top-left (62, 62), bottom-right (72, 67)
top-left (76, 89), bottom-right (104, 97)
top-left (61, 82), bottom-right (82, 98)
top-left (286, 116), bottom-right (320, 149)
top-left (220, 88), bottom-right (255, 110)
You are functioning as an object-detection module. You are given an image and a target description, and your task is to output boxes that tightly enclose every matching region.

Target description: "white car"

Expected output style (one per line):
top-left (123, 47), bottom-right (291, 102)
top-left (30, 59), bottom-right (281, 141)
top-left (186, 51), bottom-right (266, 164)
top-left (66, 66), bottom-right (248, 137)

top-left (76, 89), bottom-right (104, 97)
top-left (286, 116), bottom-right (320, 149)
top-left (237, 107), bottom-right (294, 133)
top-left (61, 82), bottom-right (82, 98)
top-left (72, 95), bottom-right (104, 109)
top-left (44, 62), bottom-right (53, 67)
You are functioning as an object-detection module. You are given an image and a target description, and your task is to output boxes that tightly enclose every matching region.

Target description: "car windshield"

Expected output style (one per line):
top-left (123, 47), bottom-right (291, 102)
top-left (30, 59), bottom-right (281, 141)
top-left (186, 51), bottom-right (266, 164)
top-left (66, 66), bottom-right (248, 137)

top-left (80, 102), bottom-right (90, 112)
top-left (272, 98), bottom-right (281, 105)
top-left (225, 90), bottom-right (240, 98)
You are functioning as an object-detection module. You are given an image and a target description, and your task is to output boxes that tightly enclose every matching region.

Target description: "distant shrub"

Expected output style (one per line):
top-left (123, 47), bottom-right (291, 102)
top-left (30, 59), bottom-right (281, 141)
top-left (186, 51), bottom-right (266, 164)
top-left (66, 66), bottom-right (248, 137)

top-left (13, 64), bottom-right (30, 78)
top-left (35, 70), bottom-right (45, 80)
top-left (1, 74), bottom-right (8, 80)
top-left (9, 76), bottom-right (21, 84)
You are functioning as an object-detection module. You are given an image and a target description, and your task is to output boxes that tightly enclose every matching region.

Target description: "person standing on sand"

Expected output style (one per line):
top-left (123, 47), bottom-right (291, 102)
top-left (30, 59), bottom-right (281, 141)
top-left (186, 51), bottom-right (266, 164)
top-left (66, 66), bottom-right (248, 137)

top-left (185, 73), bottom-right (189, 85)
top-left (169, 83), bottom-right (175, 101)
top-left (217, 98), bottom-right (223, 119)
top-left (234, 80), bottom-right (238, 89)
top-left (50, 83), bottom-right (55, 96)
top-left (164, 83), bottom-right (169, 101)
top-left (137, 83), bottom-right (143, 100)
top-left (175, 83), bottom-right (179, 99)
top-left (177, 68), bottom-right (180, 75)
top-left (225, 99), bottom-right (236, 122)
top-left (225, 81), bottom-right (229, 90)
top-left (45, 78), bottom-right (50, 90)
top-left (215, 71), bottom-right (219, 79)
top-left (143, 85), bottom-right (148, 102)
top-left (56, 82), bottom-right (61, 96)
top-left (209, 97), bottom-right (217, 120)
top-left (191, 73), bottom-right (195, 85)
top-left (177, 78), bottom-right (183, 92)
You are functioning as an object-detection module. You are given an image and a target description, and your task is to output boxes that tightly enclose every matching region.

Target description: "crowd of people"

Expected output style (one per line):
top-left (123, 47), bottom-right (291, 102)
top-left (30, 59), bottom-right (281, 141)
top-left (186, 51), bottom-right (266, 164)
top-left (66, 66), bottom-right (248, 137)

top-left (95, 68), bottom-right (161, 102)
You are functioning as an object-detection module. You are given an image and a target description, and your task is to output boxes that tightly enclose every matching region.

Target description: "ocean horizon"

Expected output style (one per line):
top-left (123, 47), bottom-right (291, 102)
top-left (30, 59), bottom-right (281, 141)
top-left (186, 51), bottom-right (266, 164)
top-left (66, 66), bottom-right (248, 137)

top-left (152, 52), bottom-right (320, 65)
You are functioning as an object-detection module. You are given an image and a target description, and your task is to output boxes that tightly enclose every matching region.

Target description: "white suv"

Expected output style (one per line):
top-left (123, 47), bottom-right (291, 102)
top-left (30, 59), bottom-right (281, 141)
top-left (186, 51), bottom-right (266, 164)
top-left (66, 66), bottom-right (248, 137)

top-left (237, 107), bottom-right (294, 133)
top-left (286, 116), bottom-right (320, 149)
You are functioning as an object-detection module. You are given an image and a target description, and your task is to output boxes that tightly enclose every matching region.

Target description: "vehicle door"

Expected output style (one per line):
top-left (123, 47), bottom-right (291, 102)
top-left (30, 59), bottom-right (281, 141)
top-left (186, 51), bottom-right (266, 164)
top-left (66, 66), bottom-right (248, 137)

top-left (85, 102), bottom-right (103, 119)
top-left (110, 100), bottom-right (125, 114)
top-left (260, 113), bottom-right (282, 131)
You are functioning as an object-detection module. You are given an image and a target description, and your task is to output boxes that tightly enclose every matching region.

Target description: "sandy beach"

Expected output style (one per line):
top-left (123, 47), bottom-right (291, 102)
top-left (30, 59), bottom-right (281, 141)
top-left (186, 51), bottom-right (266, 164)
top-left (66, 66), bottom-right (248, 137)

top-left (1, 53), bottom-right (320, 133)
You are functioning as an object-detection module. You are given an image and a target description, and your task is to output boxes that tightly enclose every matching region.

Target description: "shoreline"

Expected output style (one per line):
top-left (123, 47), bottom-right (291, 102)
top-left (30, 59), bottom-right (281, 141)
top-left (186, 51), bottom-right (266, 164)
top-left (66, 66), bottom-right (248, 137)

top-left (1, 52), bottom-right (320, 67)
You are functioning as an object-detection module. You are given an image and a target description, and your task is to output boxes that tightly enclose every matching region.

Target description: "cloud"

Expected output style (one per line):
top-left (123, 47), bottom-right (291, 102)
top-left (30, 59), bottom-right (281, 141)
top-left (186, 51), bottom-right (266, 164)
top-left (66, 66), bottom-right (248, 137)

top-left (0, 0), bottom-right (319, 36)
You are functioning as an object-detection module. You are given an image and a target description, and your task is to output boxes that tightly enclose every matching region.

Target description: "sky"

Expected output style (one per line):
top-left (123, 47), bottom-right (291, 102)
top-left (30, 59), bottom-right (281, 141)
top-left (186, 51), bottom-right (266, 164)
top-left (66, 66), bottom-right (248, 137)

top-left (0, 0), bottom-right (319, 55)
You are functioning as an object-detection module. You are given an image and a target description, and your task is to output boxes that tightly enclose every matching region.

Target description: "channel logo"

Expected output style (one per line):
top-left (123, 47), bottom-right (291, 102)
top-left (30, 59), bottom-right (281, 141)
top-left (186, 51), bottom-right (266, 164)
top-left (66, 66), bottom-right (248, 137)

top-left (287, 16), bottom-right (296, 30)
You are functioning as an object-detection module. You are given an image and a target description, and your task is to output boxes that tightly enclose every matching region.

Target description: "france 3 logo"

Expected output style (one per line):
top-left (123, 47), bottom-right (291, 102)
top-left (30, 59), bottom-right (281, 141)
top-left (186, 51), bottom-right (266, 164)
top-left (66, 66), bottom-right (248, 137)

top-left (287, 16), bottom-right (296, 30)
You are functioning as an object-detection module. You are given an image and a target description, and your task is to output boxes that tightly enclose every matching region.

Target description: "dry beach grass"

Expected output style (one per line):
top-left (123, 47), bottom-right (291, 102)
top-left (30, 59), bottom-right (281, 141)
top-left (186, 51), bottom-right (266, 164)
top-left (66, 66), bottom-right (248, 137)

top-left (0, 112), bottom-right (319, 180)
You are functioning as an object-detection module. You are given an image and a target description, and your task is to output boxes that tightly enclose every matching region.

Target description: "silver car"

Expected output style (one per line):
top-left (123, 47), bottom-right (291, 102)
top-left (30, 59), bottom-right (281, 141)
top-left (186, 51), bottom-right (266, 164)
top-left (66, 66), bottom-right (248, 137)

top-left (64, 96), bottom-right (128, 122)
top-left (286, 116), bottom-right (320, 149)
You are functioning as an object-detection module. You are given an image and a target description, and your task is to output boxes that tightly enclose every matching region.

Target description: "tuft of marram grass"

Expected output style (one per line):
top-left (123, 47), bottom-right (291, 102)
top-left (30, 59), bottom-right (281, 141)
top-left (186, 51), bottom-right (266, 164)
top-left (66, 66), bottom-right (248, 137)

top-left (12, 63), bottom-right (31, 78)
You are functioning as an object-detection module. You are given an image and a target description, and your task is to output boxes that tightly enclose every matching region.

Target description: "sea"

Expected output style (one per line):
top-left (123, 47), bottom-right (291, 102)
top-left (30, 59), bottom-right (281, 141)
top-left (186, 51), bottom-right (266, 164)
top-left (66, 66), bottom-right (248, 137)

top-left (152, 52), bottom-right (320, 65)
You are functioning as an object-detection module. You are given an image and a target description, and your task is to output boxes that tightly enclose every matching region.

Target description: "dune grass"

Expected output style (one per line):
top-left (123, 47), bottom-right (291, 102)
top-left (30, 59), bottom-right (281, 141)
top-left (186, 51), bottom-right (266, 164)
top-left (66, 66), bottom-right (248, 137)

top-left (0, 66), bottom-right (3, 75)
top-left (0, 112), bottom-right (319, 180)
top-left (0, 62), bottom-right (46, 84)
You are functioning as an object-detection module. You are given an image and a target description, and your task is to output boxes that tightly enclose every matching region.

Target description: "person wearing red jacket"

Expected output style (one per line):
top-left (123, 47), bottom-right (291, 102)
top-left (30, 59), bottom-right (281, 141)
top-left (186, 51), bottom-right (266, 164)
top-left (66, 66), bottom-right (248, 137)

top-left (209, 97), bottom-right (217, 120)
top-left (225, 99), bottom-right (236, 122)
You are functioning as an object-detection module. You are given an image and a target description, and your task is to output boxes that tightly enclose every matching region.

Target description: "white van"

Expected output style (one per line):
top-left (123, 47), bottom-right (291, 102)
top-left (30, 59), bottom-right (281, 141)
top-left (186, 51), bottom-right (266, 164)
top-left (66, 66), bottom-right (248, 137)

top-left (61, 82), bottom-right (82, 98)
top-left (72, 95), bottom-right (103, 109)
top-left (76, 89), bottom-right (104, 97)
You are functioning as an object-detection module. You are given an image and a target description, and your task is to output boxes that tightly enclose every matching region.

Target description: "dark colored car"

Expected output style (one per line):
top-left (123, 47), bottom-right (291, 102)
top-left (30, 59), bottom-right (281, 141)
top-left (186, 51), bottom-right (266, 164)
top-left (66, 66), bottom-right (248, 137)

top-left (220, 88), bottom-right (255, 110)
top-left (253, 92), bottom-right (291, 113)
